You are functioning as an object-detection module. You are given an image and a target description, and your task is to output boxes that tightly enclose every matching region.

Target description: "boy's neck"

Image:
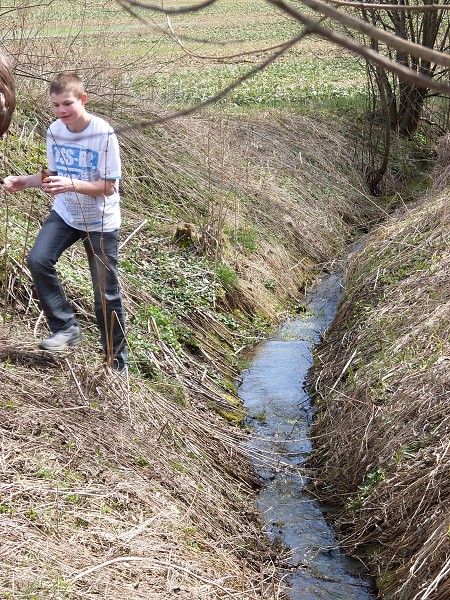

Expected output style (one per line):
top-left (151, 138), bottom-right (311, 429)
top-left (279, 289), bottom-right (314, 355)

top-left (67, 111), bottom-right (91, 133)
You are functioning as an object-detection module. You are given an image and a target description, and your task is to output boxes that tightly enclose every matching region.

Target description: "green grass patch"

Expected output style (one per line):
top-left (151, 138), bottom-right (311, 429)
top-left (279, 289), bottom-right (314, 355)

top-left (7, 0), bottom-right (367, 116)
top-left (134, 56), bottom-right (365, 110)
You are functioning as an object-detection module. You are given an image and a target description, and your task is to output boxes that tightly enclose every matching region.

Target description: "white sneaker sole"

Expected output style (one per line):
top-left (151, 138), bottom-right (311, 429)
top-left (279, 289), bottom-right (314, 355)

top-left (39, 337), bottom-right (83, 352)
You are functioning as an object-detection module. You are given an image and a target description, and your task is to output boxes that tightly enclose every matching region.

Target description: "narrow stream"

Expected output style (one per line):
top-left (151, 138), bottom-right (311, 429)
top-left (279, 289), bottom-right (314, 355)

top-left (238, 268), bottom-right (374, 599)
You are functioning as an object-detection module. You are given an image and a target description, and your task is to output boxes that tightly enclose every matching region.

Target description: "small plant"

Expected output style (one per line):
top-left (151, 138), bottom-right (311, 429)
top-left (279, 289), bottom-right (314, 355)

top-left (216, 263), bottom-right (239, 290)
top-left (235, 226), bottom-right (257, 253)
top-left (346, 467), bottom-right (386, 510)
top-left (254, 409), bottom-right (268, 424)
top-left (36, 468), bottom-right (56, 480)
top-left (132, 450), bottom-right (150, 468)
top-left (0, 501), bottom-right (13, 514)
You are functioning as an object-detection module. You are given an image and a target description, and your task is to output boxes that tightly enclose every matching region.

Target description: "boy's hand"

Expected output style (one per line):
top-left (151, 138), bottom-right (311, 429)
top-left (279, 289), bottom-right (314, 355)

top-left (2, 175), bottom-right (28, 193)
top-left (41, 176), bottom-right (115, 197)
top-left (42, 175), bottom-right (75, 196)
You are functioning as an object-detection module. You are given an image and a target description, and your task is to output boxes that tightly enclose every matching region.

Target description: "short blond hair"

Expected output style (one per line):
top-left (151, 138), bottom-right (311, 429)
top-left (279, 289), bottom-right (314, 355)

top-left (49, 72), bottom-right (85, 98)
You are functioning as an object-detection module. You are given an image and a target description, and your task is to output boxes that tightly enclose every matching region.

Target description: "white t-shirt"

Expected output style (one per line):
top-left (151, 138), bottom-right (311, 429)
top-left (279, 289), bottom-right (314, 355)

top-left (46, 114), bottom-right (121, 232)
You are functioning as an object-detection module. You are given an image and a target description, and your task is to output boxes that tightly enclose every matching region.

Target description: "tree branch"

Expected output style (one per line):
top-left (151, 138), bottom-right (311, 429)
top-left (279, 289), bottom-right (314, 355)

top-left (267, 0), bottom-right (450, 93)
top-left (271, 0), bottom-right (450, 68)
top-left (329, 0), bottom-right (450, 12)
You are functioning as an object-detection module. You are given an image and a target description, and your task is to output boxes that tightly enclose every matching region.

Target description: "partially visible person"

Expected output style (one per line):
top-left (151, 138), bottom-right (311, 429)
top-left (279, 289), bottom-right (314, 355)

top-left (0, 53), bottom-right (16, 135)
top-left (2, 71), bottom-right (127, 371)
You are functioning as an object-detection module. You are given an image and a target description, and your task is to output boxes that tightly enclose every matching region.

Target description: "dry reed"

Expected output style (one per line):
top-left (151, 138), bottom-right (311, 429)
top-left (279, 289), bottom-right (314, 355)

top-left (310, 188), bottom-right (449, 599)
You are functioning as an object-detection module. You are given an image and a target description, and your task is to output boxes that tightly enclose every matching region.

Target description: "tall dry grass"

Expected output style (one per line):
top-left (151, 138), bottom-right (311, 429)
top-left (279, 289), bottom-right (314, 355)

top-left (117, 110), bottom-right (383, 317)
top-left (310, 183), bottom-right (449, 599)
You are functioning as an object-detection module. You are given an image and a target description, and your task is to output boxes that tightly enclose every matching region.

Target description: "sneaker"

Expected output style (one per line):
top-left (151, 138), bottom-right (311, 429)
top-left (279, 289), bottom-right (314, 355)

top-left (114, 361), bottom-right (127, 373)
top-left (39, 325), bottom-right (83, 352)
top-left (115, 364), bottom-right (128, 378)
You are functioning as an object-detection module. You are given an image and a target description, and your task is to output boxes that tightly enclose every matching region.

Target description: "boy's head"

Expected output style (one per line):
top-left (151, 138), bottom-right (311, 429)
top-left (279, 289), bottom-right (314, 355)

top-left (49, 71), bottom-right (89, 132)
top-left (50, 72), bottom-right (85, 99)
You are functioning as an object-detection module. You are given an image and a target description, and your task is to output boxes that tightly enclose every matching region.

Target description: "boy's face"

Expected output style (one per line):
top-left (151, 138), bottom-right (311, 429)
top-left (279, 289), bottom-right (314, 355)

top-left (50, 90), bottom-right (88, 132)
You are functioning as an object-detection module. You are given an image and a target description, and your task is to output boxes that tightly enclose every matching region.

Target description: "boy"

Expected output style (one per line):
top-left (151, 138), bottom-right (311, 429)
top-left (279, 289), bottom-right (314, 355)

top-left (2, 71), bottom-right (127, 371)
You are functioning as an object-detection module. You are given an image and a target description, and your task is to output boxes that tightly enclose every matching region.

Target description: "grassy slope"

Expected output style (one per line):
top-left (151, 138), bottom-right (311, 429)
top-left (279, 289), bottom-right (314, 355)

top-left (310, 189), bottom-right (449, 599)
top-left (0, 99), bottom-right (378, 598)
top-left (2, 1), bottom-right (445, 598)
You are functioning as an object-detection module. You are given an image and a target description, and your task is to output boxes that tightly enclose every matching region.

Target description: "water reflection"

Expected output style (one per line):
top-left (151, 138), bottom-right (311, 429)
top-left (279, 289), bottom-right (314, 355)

top-left (239, 273), bottom-right (374, 599)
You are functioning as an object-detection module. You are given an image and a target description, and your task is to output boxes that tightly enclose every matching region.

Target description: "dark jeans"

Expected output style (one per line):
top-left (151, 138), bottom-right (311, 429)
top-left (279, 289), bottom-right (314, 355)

top-left (27, 210), bottom-right (127, 368)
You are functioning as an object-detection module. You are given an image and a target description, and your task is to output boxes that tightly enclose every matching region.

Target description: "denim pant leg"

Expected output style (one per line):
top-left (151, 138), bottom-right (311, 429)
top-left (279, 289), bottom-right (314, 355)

top-left (82, 230), bottom-right (127, 368)
top-left (27, 211), bottom-right (80, 333)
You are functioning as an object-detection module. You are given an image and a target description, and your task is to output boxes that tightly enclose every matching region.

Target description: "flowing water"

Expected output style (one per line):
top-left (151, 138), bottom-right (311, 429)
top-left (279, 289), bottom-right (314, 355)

top-left (238, 270), bottom-right (374, 599)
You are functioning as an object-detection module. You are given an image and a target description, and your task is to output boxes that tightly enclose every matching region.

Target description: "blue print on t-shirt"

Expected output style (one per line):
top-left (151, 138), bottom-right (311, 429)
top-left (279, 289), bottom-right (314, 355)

top-left (53, 144), bottom-right (99, 178)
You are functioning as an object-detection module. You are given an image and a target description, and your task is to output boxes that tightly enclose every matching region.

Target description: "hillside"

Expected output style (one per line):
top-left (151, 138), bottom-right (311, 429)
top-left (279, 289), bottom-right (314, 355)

top-left (0, 99), bottom-right (381, 598)
top-left (1, 0), bottom-right (447, 597)
top-left (311, 178), bottom-right (449, 599)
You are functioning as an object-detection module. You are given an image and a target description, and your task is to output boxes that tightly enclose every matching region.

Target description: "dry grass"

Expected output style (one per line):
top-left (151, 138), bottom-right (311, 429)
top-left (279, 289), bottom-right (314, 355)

top-left (310, 185), bottom-right (449, 599)
top-left (123, 111), bottom-right (380, 313)
top-left (431, 132), bottom-right (450, 192)
top-left (0, 68), bottom-right (380, 597)
top-left (0, 324), bottom-right (285, 599)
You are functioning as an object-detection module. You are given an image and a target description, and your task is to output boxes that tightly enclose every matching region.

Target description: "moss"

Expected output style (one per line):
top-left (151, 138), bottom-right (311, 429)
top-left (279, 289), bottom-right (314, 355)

top-left (375, 569), bottom-right (399, 594)
top-left (215, 407), bottom-right (246, 424)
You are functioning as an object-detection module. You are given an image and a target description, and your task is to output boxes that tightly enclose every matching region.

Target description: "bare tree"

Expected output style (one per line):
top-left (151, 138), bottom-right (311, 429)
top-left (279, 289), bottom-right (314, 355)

top-left (355, 0), bottom-right (450, 137)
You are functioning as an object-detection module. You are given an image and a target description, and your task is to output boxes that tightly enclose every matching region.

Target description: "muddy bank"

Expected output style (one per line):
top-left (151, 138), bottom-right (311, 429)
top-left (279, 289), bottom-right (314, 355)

top-left (310, 193), bottom-right (449, 599)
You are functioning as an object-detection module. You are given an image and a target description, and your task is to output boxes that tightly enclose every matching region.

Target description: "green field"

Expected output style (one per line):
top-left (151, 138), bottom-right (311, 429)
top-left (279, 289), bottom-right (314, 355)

top-left (1, 0), bottom-right (366, 112)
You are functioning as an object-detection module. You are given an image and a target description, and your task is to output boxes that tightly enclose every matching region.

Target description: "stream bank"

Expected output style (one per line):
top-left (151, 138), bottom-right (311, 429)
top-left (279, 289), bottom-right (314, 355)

top-left (308, 193), bottom-right (449, 599)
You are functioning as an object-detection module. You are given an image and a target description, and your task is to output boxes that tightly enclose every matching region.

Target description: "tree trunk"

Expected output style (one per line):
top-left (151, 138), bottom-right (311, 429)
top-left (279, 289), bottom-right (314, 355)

top-left (398, 83), bottom-right (426, 137)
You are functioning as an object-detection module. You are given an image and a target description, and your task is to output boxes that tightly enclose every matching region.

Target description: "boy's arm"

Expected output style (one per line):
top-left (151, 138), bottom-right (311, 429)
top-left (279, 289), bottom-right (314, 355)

top-left (2, 173), bottom-right (43, 192)
top-left (2, 173), bottom-right (117, 197)
top-left (42, 175), bottom-right (117, 197)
